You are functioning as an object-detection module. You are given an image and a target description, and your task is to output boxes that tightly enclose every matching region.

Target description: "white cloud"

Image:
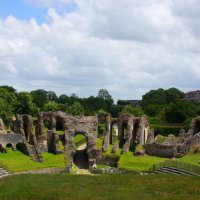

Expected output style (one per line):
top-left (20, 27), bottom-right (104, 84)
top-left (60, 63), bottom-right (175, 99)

top-left (0, 0), bottom-right (200, 100)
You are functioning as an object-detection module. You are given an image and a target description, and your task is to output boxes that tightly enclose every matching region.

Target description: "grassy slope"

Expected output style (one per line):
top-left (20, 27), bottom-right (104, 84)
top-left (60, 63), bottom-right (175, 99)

top-left (0, 174), bottom-right (200, 200)
top-left (118, 152), bottom-right (167, 171)
top-left (178, 152), bottom-right (200, 165)
top-left (0, 148), bottom-right (65, 173)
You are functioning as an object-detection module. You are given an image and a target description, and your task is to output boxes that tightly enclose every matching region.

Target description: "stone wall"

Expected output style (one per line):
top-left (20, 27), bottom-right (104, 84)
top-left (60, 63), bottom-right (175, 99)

top-left (0, 133), bottom-right (24, 149)
top-left (0, 118), bottom-right (6, 135)
top-left (145, 143), bottom-right (177, 158)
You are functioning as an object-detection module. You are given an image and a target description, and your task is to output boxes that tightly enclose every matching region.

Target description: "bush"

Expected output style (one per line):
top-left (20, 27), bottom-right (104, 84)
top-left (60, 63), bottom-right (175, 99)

top-left (150, 124), bottom-right (182, 136)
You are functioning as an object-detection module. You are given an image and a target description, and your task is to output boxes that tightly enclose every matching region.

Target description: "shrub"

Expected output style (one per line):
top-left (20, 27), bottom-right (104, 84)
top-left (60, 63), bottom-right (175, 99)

top-left (150, 124), bottom-right (182, 136)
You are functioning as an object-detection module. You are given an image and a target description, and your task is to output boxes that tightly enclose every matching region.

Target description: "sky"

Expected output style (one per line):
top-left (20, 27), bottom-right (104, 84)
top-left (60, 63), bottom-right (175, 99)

top-left (0, 0), bottom-right (200, 100)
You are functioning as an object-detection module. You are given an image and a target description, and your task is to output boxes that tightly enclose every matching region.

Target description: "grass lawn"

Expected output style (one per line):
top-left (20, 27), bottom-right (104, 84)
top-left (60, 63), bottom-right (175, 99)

top-left (118, 151), bottom-right (167, 171)
top-left (0, 174), bottom-right (200, 200)
top-left (178, 152), bottom-right (200, 166)
top-left (0, 148), bottom-right (66, 173)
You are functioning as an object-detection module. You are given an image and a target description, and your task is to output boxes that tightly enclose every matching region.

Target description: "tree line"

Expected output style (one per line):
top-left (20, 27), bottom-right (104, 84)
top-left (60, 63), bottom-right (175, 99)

top-left (0, 85), bottom-right (200, 128)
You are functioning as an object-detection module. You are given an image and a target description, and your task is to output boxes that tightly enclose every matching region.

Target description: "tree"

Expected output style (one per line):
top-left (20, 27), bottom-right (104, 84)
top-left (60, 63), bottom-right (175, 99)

top-left (47, 91), bottom-right (58, 102)
top-left (165, 88), bottom-right (184, 104)
top-left (15, 92), bottom-right (34, 114)
top-left (58, 94), bottom-right (69, 104)
top-left (0, 85), bottom-right (16, 93)
top-left (98, 89), bottom-right (114, 106)
top-left (165, 101), bottom-right (200, 123)
top-left (43, 101), bottom-right (58, 112)
top-left (67, 101), bottom-right (84, 116)
top-left (0, 98), bottom-right (13, 126)
top-left (31, 89), bottom-right (48, 110)
top-left (120, 105), bottom-right (144, 117)
top-left (140, 88), bottom-right (184, 117)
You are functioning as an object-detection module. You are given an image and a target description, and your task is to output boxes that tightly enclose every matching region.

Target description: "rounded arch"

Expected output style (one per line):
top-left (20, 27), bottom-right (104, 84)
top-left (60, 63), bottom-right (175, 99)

top-left (110, 121), bottom-right (119, 145)
top-left (73, 131), bottom-right (89, 169)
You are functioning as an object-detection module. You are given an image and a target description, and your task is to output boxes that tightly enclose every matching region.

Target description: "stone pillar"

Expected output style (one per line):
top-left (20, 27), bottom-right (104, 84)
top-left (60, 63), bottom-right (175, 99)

top-left (36, 113), bottom-right (44, 137)
top-left (101, 114), bottom-right (111, 152)
top-left (50, 113), bottom-right (56, 132)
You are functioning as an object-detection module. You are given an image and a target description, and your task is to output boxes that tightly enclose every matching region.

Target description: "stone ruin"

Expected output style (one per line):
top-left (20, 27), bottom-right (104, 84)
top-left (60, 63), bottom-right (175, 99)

top-left (145, 117), bottom-right (200, 158)
top-left (0, 111), bottom-right (152, 169)
top-left (98, 113), bottom-right (150, 154)
top-left (1, 111), bottom-right (200, 170)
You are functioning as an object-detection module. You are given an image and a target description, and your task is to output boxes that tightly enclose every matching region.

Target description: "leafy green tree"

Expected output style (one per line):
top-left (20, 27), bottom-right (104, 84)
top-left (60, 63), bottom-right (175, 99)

top-left (98, 89), bottom-right (114, 106)
top-left (165, 101), bottom-right (199, 123)
top-left (58, 94), bottom-right (69, 104)
top-left (47, 91), bottom-right (58, 102)
top-left (0, 86), bottom-right (16, 93)
top-left (140, 88), bottom-right (184, 117)
top-left (0, 98), bottom-right (13, 126)
top-left (67, 101), bottom-right (84, 116)
top-left (43, 101), bottom-right (59, 112)
top-left (31, 89), bottom-right (48, 110)
top-left (120, 105), bottom-right (144, 117)
top-left (15, 92), bottom-right (34, 114)
top-left (165, 88), bottom-right (184, 104)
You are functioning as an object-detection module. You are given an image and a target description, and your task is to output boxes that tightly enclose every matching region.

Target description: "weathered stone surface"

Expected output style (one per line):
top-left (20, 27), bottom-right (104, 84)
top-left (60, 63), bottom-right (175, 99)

top-left (146, 129), bottom-right (154, 144)
top-left (0, 133), bottom-right (24, 150)
top-left (145, 143), bottom-right (177, 158)
top-left (134, 150), bottom-right (145, 156)
top-left (47, 130), bottom-right (63, 154)
top-left (0, 118), bottom-right (6, 135)
top-left (162, 134), bottom-right (177, 146)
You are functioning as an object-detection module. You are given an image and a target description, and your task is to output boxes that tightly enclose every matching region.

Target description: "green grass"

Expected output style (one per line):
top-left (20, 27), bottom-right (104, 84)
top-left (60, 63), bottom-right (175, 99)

top-left (96, 137), bottom-right (103, 150)
top-left (0, 174), bottom-right (200, 200)
top-left (74, 134), bottom-right (87, 148)
top-left (57, 130), bottom-right (65, 135)
top-left (0, 148), bottom-right (66, 173)
top-left (118, 151), bottom-right (167, 171)
top-left (178, 152), bottom-right (200, 166)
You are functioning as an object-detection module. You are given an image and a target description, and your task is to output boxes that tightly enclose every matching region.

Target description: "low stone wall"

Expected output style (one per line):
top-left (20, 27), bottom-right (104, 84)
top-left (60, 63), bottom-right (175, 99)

top-left (145, 143), bottom-right (177, 158)
top-left (0, 133), bottom-right (24, 148)
top-left (15, 167), bottom-right (69, 174)
top-left (97, 154), bottom-right (120, 167)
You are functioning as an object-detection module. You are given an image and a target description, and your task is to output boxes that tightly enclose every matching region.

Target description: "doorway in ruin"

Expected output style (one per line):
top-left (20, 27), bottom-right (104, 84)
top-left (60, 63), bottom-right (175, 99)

top-left (56, 117), bottom-right (64, 134)
top-left (44, 119), bottom-right (50, 130)
top-left (73, 133), bottom-right (89, 169)
top-left (130, 121), bottom-right (139, 151)
top-left (23, 122), bottom-right (29, 141)
top-left (110, 122), bottom-right (118, 145)
top-left (194, 120), bottom-right (200, 135)
top-left (119, 123), bottom-right (127, 148)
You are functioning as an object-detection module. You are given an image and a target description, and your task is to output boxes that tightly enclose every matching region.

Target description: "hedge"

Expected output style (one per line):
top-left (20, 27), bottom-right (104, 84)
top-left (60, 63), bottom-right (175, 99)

top-left (150, 124), bottom-right (183, 136)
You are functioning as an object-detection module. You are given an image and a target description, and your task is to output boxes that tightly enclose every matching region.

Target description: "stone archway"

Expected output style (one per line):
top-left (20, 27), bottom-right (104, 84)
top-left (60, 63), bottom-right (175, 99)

top-left (73, 132), bottom-right (89, 169)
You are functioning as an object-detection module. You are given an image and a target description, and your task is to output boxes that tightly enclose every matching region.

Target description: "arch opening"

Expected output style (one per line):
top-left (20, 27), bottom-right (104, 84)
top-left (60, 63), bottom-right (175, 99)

top-left (194, 121), bottom-right (200, 135)
top-left (44, 119), bottom-right (50, 130)
top-left (130, 122), bottom-right (139, 151)
top-left (110, 123), bottom-right (118, 145)
top-left (119, 123), bottom-right (127, 148)
top-left (73, 133), bottom-right (89, 169)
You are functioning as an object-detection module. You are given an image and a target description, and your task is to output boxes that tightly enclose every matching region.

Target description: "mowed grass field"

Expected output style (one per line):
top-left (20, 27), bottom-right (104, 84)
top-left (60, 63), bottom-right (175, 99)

top-left (0, 174), bottom-right (200, 200)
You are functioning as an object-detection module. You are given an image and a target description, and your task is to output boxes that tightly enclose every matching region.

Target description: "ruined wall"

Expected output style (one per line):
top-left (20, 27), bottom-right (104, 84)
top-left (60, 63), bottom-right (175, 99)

top-left (145, 143), bottom-right (177, 158)
top-left (98, 114), bottom-right (111, 152)
top-left (47, 130), bottom-right (63, 154)
top-left (0, 133), bottom-right (24, 149)
top-left (0, 118), bottom-right (7, 135)
top-left (187, 116), bottom-right (200, 136)
top-left (136, 116), bottom-right (149, 145)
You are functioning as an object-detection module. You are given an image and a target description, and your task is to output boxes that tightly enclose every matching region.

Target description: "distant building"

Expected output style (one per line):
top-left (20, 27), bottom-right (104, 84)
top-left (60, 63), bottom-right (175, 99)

top-left (184, 90), bottom-right (200, 102)
top-left (117, 99), bottom-right (140, 106)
